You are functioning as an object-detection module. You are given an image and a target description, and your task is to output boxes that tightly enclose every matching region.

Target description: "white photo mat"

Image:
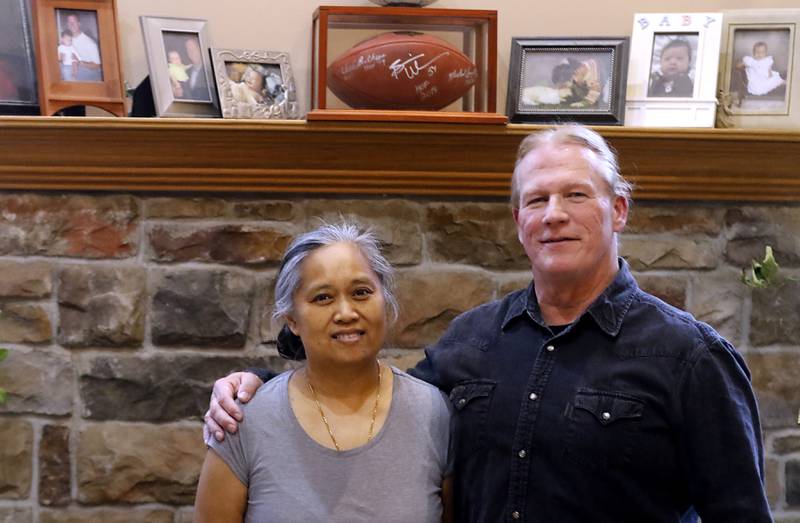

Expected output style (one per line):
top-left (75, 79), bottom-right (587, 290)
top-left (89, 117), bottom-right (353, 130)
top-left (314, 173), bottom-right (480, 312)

top-left (625, 12), bottom-right (723, 127)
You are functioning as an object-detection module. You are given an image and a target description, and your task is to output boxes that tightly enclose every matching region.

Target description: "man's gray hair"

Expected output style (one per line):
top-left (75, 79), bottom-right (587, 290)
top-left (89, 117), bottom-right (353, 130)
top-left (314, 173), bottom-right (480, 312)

top-left (510, 124), bottom-right (633, 208)
top-left (272, 221), bottom-right (399, 325)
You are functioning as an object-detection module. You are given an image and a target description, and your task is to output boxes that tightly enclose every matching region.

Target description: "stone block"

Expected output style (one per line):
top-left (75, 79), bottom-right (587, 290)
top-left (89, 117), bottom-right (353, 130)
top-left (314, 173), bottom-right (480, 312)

top-left (635, 273), bottom-right (688, 310)
top-left (40, 508), bottom-right (174, 523)
top-left (148, 223), bottom-right (293, 265)
top-left (626, 204), bottom-right (724, 235)
top-left (0, 508), bottom-right (32, 523)
top-left (0, 261), bottom-right (52, 298)
top-left (303, 199), bottom-right (423, 266)
top-left (230, 200), bottom-right (295, 221)
top-left (725, 207), bottom-right (800, 267)
top-left (766, 457), bottom-right (780, 507)
top-left (0, 419), bottom-right (32, 499)
top-left (497, 273), bottom-right (533, 298)
top-left (775, 434), bottom-right (800, 455)
top-left (788, 460), bottom-right (800, 507)
top-left (0, 303), bottom-right (51, 343)
top-left (425, 202), bottom-right (528, 270)
top-left (151, 269), bottom-right (254, 348)
top-left (175, 508), bottom-right (194, 523)
top-left (0, 194), bottom-right (138, 258)
top-left (79, 354), bottom-right (289, 421)
top-left (686, 268), bottom-right (744, 345)
top-left (0, 348), bottom-right (72, 415)
top-left (390, 267), bottom-right (494, 348)
top-left (39, 424), bottom-right (70, 506)
top-left (57, 266), bottom-right (146, 348)
top-left (621, 238), bottom-right (718, 270)
top-left (77, 422), bottom-right (205, 505)
top-left (750, 280), bottom-right (800, 346)
top-left (379, 349), bottom-right (426, 372)
top-left (747, 352), bottom-right (800, 429)
top-left (144, 197), bottom-right (227, 219)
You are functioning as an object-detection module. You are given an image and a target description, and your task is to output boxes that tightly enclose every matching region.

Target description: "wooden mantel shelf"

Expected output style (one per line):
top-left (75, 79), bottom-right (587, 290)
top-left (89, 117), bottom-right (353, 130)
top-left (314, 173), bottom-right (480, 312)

top-left (0, 117), bottom-right (798, 202)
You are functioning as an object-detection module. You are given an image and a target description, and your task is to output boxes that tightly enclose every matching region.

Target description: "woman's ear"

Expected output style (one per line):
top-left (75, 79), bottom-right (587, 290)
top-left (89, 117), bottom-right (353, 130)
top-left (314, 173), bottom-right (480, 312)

top-left (286, 315), bottom-right (299, 336)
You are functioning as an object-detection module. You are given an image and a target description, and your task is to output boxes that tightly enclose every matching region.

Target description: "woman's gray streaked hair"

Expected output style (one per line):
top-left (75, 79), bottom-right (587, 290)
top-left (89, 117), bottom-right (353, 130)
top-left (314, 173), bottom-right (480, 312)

top-left (272, 221), bottom-right (399, 326)
top-left (510, 124), bottom-right (634, 208)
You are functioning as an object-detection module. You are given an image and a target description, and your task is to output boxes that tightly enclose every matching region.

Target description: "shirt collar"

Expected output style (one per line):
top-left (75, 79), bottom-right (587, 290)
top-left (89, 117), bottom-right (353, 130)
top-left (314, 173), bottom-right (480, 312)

top-left (501, 258), bottom-right (639, 337)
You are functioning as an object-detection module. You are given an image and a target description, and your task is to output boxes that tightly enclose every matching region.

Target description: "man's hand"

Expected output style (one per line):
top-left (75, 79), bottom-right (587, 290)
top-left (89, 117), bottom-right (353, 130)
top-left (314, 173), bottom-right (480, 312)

top-left (204, 372), bottom-right (264, 442)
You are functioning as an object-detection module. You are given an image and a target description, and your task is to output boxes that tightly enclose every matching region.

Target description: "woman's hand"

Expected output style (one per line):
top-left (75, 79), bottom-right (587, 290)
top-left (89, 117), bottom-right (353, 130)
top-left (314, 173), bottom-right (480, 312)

top-left (204, 371), bottom-right (264, 442)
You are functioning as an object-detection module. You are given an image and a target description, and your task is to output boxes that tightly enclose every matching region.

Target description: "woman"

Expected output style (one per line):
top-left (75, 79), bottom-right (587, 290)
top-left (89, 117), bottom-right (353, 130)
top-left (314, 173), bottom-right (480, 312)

top-left (194, 222), bottom-right (453, 522)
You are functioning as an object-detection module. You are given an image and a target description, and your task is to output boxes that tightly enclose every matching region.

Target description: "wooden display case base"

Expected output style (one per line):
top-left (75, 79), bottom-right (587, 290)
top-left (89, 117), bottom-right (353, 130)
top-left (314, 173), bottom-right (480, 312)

top-left (307, 109), bottom-right (507, 124)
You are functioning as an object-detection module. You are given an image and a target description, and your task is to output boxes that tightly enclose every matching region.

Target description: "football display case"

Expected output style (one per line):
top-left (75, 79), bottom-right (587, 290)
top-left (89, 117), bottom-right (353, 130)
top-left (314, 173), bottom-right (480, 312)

top-left (308, 5), bottom-right (505, 123)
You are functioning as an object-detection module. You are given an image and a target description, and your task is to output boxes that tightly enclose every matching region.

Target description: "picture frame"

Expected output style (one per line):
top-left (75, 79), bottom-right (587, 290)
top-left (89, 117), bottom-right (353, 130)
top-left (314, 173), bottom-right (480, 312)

top-left (506, 37), bottom-right (629, 125)
top-left (0, 0), bottom-right (39, 115)
top-left (717, 9), bottom-right (799, 129)
top-left (625, 12), bottom-right (723, 127)
top-left (140, 16), bottom-right (218, 118)
top-left (210, 48), bottom-right (300, 120)
top-left (30, 0), bottom-right (125, 116)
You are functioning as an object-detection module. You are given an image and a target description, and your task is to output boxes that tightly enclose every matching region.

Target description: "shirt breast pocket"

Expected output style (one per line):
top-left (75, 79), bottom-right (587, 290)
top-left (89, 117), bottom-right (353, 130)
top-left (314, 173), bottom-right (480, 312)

top-left (563, 389), bottom-right (645, 469)
top-left (449, 380), bottom-right (496, 460)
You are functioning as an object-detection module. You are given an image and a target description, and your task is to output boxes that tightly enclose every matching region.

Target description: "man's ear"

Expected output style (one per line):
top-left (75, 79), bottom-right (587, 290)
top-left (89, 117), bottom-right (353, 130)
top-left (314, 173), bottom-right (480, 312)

top-left (612, 195), bottom-right (629, 233)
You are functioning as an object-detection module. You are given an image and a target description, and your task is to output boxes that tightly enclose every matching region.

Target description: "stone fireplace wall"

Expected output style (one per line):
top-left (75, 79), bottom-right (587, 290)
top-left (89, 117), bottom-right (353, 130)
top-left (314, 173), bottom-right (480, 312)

top-left (0, 192), bottom-right (798, 522)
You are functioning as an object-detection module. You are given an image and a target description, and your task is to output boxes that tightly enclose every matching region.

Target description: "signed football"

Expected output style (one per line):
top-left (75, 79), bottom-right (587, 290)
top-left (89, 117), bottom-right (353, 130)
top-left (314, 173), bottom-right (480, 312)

top-left (327, 31), bottom-right (479, 110)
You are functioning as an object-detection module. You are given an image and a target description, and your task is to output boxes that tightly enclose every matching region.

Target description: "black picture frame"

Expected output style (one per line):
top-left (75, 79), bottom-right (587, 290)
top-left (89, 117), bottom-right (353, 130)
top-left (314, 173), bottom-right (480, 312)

top-left (506, 37), bottom-right (629, 125)
top-left (0, 0), bottom-right (39, 115)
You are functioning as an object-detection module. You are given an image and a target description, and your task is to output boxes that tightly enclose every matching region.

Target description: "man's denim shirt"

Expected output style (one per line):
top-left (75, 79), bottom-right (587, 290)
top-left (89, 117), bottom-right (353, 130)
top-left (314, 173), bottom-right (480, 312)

top-left (410, 260), bottom-right (771, 523)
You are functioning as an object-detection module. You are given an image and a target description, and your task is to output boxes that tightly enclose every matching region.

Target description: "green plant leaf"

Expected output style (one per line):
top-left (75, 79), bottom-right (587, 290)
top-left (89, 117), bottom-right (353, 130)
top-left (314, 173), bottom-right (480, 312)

top-left (0, 348), bottom-right (7, 363)
top-left (0, 388), bottom-right (6, 404)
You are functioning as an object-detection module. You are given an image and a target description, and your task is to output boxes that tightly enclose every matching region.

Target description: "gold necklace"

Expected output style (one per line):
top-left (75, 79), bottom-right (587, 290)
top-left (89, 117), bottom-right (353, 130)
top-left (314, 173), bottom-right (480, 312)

top-left (306, 362), bottom-right (382, 452)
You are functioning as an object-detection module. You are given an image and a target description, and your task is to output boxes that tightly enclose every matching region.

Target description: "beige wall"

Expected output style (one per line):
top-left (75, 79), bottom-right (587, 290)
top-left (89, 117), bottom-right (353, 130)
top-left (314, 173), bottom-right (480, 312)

top-left (118, 0), bottom-right (798, 114)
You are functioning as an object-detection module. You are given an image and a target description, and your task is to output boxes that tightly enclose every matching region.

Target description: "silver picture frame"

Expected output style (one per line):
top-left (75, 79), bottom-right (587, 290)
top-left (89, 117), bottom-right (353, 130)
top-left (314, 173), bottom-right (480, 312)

top-left (0, 0), bottom-right (39, 114)
top-left (210, 48), bottom-right (299, 120)
top-left (140, 15), bottom-right (218, 118)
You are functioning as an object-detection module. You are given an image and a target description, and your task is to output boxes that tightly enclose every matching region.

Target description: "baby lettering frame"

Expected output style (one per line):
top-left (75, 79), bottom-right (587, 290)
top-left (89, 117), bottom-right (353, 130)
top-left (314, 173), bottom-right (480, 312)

top-left (625, 12), bottom-right (723, 128)
top-left (717, 9), bottom-right (799, 129)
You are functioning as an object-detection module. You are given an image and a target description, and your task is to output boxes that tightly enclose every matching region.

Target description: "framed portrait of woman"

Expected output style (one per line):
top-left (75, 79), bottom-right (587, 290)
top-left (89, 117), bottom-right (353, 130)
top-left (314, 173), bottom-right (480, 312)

top-left (210, 48), bottom-right (299, 120)
top-left (625, 12), bottom-right (723, 127)
top-left (31, 0), bottom-right (125, 116)
top-left (0, 0), bottom-right (39, 115)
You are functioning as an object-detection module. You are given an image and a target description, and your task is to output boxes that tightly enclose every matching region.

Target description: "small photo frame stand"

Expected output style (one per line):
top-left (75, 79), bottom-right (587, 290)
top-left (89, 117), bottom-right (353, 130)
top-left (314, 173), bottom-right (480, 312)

top-left (31, 0), bottom-right (125, 116)
top-left (625, 12), bottom-right (723, 127)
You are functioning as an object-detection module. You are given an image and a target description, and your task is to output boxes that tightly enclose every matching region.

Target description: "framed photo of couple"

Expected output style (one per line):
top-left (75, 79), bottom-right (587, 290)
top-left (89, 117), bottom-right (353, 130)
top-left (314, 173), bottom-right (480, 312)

top-left (625, 12), bottom-right (723, 127)
top-left (717, 9), bottom-right (799, 129)
top-left (30, 0), bottom-right (125, 116)
top-left (506, 37), bottom-right (629, 125)
top-left (140, 16), bottom-right (218, 118)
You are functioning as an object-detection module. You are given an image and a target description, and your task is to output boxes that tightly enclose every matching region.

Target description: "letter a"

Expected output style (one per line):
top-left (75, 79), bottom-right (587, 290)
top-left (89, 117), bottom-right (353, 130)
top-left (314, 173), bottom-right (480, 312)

top-left (659, 16), bottom-right (670, 27)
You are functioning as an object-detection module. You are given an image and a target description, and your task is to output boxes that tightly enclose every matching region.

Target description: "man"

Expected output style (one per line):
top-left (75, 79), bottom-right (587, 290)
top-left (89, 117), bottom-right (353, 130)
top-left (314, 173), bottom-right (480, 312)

top-left (174, 38), bottom-right (209, 101)
top-left (206, 125), bottom-right (771, 522)
top-left (65, 13), bottom-right (101, 82)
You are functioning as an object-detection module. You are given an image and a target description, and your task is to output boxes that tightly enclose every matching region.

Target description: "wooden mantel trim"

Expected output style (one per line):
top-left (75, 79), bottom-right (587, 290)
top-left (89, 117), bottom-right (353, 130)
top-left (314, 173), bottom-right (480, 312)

top-left (0, 117), bottom-right (798, 202)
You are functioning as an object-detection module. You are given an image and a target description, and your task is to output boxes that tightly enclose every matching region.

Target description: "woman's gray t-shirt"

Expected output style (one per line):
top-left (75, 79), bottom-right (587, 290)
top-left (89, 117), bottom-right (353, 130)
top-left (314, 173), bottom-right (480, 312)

top-left (207, 366), bottom-right (452, 523)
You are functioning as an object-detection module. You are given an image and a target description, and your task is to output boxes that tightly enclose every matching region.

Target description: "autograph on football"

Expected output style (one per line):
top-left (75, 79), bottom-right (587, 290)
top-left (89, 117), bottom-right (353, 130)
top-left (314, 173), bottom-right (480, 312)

top-left (390, 52), bottom-right (449, 80)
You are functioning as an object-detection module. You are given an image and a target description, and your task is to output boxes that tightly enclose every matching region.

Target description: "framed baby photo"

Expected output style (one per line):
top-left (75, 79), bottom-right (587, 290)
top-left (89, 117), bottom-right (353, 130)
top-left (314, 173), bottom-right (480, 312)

top-left (717, 9), bottom-right (799, 129)
top-left (625, 13), bottom-right (723, 127)
top-left (140, 16), bottom-right (218, 118)
top-left (30, 0), bottom-right (125, 116)
top-left (506, 37), bottom-right (629, 125)
top-left (0, 0), bottom-right (39, 115)
top-left (210, 48), bottom-right (300, 120)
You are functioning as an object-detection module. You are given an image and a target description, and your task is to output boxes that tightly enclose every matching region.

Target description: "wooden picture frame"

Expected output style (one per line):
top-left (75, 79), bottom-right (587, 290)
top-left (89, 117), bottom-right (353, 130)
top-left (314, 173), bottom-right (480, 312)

top-left (140, 16), bottom-right (218, 118)
top-left (30, 0), bottom-right (125, 116)
top-left (625, 12), bottom-right (723, 127)
top-left (0, 0), bottom-right (39, 115)
top-left (210, 48), bottom-right (300, 120)
top-left (717, 9), bottom-right (799, 129)
top-left (506, 37), bottom-right (629, 125)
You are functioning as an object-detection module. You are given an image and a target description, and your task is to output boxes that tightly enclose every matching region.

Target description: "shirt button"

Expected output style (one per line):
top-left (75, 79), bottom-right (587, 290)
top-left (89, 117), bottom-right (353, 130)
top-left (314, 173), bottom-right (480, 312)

top-left (457, 398), bottom-right (467, 407)
top-left (518, 449), bottom-right (527, 458)
top-left (602, 411), bottom-right (611, 421)
top-left (529, 392), bottom-right (538, 401)
top-left (546, 345), bottom-right (555, 352)
top-left (512, 511), bottom-right (521, 520)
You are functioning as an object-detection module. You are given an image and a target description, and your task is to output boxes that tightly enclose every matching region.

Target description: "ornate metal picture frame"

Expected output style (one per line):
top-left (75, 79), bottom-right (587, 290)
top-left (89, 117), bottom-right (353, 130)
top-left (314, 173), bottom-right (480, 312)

top-left (210, 48), bottom-right (299, 120)
top-left (506, 37), bottom-right (629, 125)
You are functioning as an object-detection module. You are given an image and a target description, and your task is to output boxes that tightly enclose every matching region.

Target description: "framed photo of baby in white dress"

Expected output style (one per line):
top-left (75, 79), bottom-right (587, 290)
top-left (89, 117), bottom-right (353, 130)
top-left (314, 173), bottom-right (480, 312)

top-left (717, 9), bottom-right (799, 129)
top-left (210, 48), bottom-right (299, 120)
top-left (625, 13), bottom-right (723, 128)
top-left (506, 37), bottom-right (629, 125)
